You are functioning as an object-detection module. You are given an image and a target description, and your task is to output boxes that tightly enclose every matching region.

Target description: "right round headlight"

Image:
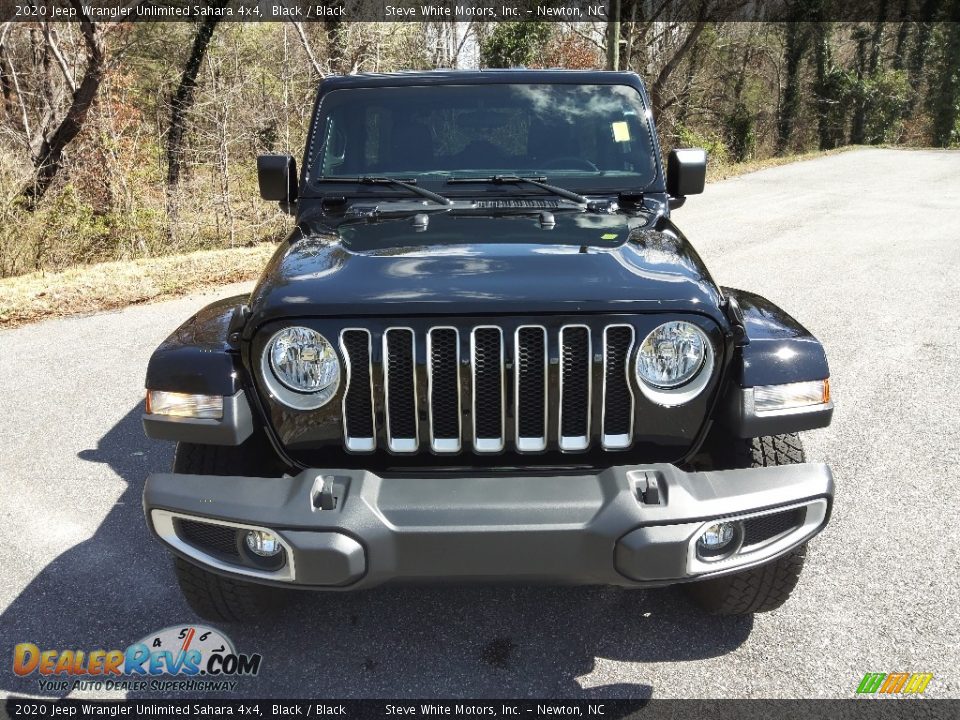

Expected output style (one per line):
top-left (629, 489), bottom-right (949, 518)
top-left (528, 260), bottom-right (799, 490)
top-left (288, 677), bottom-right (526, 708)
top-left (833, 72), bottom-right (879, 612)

top-left (261, 327), bottom-right (341, 409)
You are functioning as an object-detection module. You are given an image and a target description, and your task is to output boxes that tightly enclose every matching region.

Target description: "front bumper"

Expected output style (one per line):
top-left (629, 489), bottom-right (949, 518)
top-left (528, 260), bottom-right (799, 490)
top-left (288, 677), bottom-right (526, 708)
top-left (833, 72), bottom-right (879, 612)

top-left (143, 463), bottom-right (833, 589)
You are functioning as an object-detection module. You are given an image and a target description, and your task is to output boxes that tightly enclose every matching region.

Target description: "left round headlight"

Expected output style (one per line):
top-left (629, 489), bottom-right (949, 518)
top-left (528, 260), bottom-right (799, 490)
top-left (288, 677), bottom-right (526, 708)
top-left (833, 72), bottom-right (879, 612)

top-left (262, 327), bottom-right (341, 409)
top-left (636, 321), bottom-right (709, 389)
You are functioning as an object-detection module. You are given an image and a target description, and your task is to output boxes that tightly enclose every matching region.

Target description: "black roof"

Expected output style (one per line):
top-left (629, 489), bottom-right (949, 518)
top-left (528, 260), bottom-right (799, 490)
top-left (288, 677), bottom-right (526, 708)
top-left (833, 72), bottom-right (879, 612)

top-left (318, 69), bottom-right (646, 90)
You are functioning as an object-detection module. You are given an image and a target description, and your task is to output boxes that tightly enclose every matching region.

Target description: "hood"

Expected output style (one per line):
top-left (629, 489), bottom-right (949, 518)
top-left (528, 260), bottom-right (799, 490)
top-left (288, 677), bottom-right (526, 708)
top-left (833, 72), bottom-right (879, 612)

top-left (247, 210), bottom-right (724, 328)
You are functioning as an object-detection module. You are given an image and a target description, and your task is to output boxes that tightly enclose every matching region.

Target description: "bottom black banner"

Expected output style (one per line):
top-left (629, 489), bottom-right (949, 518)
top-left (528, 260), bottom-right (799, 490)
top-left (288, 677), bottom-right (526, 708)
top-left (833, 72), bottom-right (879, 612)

top-left (4, 699), bottom-right (959, 720)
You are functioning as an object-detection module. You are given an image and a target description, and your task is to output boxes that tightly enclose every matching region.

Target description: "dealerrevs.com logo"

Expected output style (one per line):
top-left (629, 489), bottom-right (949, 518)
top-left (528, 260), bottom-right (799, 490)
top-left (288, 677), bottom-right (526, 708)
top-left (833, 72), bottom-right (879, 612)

top-left (12, 625), bottom-right (262, 693)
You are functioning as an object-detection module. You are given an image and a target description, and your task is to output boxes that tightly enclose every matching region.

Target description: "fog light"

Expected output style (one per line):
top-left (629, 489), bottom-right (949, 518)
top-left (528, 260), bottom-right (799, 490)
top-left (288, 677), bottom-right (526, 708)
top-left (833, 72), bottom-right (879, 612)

top-left (698, 522), bottom-right (737, 551)
top-left (244, 530), bottom-right (282, 557)
top-left (146, 390), bottom-right (223, 419)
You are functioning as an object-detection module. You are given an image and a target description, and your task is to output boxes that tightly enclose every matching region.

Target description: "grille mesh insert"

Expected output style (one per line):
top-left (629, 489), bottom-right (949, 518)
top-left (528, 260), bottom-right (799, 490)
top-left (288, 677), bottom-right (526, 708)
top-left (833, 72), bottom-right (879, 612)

top-left (473, 328), bottom-right (503, 442)
top-left (516, 327), bottom-right (547, 440)
top-left (603, 326), bottom-right (634, 437)
top-left (176, 519), bottom-right (239, 559)
top-left (429, 328), bottom-right (460, 441)
top-left (385, 329), bottom-right (417, 442)
top-left (342, 330), bottom-right (374, 440)
top-left (743, 508), bottom-right (805, 546)
top-left (560, 326), bottom-right (590, 439)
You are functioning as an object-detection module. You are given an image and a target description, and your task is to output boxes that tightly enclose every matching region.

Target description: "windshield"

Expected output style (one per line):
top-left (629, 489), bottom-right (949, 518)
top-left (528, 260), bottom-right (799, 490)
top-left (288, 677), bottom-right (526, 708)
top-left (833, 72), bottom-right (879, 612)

top-left (306, 83), bottom-right (659, 195)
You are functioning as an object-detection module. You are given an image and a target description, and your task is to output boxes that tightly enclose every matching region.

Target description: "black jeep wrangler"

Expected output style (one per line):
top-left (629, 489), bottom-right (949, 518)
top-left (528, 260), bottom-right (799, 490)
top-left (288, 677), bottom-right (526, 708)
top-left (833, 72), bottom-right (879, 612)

top-left (142, 70), bottom-right (834, 622)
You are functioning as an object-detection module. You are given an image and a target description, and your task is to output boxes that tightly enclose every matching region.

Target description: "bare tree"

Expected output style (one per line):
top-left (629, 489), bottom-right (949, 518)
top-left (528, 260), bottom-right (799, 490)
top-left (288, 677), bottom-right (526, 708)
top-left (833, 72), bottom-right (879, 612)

top-left (166, 0), bottom-right (229, 190)
top-left (22, 0), bottom-right (104, 206)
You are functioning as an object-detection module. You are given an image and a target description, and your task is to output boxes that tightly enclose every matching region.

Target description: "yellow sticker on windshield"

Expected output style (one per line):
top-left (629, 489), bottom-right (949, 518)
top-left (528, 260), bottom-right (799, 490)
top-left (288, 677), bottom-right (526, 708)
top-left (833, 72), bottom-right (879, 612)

top-left (601, 233), bottom-right (618, 240)
top-left (612, 121), bottom-right (631, 142)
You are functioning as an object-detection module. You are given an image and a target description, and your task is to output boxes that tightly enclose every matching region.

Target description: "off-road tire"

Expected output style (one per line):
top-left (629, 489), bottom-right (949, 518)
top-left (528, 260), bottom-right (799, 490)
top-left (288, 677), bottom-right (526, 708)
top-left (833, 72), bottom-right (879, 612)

top-left (684, 433), bottom-right (809, 615)
top-left (169, 439), bottom-right (286, 623)
top-left (174, 557), bottom-right (276, 623)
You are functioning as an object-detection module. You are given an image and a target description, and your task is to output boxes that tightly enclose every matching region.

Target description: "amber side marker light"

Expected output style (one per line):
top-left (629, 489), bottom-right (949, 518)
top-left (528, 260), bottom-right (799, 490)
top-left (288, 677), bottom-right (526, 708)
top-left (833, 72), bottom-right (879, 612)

top-left (146, 390), bottom-right (223, 419)
top-left (753, 379), bottom-right (830, 413)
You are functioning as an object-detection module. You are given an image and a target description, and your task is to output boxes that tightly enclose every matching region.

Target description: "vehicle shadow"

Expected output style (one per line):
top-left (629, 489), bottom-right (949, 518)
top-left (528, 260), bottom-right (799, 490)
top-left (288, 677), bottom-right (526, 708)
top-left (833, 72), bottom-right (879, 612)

top-left (0, 403), bottom-right (753, 700)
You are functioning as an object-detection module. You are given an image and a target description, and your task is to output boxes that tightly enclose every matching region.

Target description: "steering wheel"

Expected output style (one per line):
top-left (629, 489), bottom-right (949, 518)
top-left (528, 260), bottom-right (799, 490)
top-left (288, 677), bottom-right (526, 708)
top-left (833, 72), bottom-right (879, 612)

top-left (539, 156), bottom-right (600, 172)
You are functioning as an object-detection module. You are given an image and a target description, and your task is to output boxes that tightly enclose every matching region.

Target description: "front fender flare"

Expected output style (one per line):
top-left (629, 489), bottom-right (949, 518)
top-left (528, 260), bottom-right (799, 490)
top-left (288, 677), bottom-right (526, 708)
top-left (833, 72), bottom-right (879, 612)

top-left (719, 288), bottom-right (832, 438)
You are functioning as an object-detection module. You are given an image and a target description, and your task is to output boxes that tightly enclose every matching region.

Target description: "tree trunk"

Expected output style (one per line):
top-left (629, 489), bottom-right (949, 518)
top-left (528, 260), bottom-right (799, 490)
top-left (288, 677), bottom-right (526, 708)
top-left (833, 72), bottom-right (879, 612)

top-left (776, 22), bottom-right (810, 155)
top-left (166, 2), bottom-right (228, 189)
top-left (906, 0), bottom-right (944, 113)
top-left (674, 36), bottom-right (707, 128)
top-left (650, 19), bottom-right (709, 118)
top-left (813, 23), bottom-right (833, 151)
top-left (930, 0), bottom-right (960, 146)
top-left (892, 0), bottom-right (912, 70)
top-left (0, 37), bottom-right (15, 121)
top-left (21, 1), bottom-right (103, 207)
top-left (868, 0), bottom-right (888, 74)
top-left (849, 27), bottom-right (870, 145)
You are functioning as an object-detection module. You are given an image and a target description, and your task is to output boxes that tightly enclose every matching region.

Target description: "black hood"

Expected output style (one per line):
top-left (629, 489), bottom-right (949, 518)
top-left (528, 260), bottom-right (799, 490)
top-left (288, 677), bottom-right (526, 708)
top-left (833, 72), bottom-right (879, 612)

top-left (247, 210), bottom-right (724, 329)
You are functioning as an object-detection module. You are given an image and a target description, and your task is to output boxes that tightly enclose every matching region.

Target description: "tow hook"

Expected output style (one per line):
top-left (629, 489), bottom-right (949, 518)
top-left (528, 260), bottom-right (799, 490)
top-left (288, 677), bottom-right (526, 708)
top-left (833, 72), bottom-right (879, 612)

top-left (630, 470), bottom-right (662, 505)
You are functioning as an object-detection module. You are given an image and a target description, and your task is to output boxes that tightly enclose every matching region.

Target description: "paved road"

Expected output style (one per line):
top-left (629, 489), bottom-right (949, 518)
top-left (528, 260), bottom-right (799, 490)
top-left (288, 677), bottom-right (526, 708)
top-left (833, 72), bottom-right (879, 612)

top-left (1, 148), bottom-right (958, 700)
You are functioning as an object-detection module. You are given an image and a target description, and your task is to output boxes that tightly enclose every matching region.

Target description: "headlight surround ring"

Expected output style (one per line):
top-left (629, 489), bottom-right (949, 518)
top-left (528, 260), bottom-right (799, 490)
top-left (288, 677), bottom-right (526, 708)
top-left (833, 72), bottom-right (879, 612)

top-left (260, 326), bottom-right (341, 410)
top-left (635, 321), bottom-right (714, 407)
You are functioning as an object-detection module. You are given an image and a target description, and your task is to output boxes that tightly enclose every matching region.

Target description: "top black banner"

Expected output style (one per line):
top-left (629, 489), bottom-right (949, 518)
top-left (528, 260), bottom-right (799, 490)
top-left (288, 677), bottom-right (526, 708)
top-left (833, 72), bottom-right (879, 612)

top-left (1, 0), bottom-right (956, 24)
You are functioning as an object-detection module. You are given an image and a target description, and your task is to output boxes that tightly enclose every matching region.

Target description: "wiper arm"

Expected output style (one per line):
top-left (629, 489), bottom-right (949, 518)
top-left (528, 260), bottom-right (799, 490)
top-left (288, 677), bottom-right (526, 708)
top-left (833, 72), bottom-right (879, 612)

top-left (316, 176), bottom-right (452, 206)
top-left (447, 175), bottom-right (588, 206)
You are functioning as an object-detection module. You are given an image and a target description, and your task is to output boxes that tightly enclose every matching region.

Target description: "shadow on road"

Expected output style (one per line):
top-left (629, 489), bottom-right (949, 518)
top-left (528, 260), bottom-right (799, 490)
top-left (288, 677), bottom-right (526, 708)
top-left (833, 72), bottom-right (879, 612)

top-left (0, 403), bottom-right (754, 699)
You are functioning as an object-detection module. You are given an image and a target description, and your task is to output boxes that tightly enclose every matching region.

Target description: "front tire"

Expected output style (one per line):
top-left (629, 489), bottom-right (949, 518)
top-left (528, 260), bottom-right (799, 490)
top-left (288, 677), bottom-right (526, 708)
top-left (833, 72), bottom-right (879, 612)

top-left (684, 433), bottom-right (810, 615)
top-left (169, 438), bottom-right (287, 623)
top-left (174, 557), bottom-right (276, 623)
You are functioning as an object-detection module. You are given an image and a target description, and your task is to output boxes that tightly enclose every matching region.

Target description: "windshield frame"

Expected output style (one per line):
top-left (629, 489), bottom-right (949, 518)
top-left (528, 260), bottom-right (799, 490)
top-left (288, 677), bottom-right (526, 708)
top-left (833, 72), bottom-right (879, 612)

top-left (300, 77), bottom-right (665, 200)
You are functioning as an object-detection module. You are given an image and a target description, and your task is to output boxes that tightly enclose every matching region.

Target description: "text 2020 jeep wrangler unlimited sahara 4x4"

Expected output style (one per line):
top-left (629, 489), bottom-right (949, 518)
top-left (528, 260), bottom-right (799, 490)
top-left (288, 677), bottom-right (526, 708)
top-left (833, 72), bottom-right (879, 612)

top-left (142, 70), bottom-right (834, 622)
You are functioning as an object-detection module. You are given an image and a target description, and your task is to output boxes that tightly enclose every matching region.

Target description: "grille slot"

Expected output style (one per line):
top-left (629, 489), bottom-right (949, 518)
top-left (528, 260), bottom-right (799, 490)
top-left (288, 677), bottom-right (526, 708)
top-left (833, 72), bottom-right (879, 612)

top-left (743, 508), bottom-right (806, 546)
top-left (559, 325), bottom-right (591, 451)
top-left (176, 519), bottom-right (240, 559)
top-left (471, 326), bottom-right (505, 452)
top-left (602, 325), bottom-right (635, 449)
top-left (383, 328), bottom-right (418, 453)
top-left (341, 329), bottom-right (376, 452)
top-left (515, 326), bottom-right (547, 452)
top-left (428, 327), bottom-right (461, 453)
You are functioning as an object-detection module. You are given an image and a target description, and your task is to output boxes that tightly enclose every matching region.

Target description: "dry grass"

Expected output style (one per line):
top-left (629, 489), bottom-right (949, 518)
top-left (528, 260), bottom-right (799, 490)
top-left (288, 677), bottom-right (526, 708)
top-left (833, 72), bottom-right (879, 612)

top-left (707, 146), bottom-right (859, 182)
top-left (0, 243), bottom-right (276, 329)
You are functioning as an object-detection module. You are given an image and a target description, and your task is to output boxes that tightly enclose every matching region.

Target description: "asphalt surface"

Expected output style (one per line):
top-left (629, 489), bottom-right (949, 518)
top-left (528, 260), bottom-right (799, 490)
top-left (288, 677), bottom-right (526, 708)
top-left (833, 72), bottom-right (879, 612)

top-left (1, 148), bottom-right (958, 700)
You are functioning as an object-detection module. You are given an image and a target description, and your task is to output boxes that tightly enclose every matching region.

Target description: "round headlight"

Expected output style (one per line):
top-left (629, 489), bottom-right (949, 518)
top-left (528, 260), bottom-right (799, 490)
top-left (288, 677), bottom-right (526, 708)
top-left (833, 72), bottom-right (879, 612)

top-left (636, 321), bottom-right (708, 389)
top-left (262, 327), bottom-right (341, 409)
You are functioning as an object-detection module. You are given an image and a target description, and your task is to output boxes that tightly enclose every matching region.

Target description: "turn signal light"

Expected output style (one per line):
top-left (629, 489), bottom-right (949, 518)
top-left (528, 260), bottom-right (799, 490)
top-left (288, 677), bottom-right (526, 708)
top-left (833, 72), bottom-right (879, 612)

top-left (145, 390), bottom-right (223, 419)
top-left (754, 379), bottom-right (830, 413)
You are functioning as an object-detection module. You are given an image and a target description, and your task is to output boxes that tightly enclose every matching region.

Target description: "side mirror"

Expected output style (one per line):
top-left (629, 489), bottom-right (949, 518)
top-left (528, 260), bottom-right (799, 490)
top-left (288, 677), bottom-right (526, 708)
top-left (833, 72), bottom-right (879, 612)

top-left (666, 148), bottom-right (706, 208)
top-left (257, 154), bottom-right (298, 210)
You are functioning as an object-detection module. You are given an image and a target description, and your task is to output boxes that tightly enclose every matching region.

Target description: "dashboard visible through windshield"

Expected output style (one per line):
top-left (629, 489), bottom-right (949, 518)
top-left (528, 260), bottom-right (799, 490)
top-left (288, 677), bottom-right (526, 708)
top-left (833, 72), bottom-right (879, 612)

top-left (306, 83), bottom-right (659, 196)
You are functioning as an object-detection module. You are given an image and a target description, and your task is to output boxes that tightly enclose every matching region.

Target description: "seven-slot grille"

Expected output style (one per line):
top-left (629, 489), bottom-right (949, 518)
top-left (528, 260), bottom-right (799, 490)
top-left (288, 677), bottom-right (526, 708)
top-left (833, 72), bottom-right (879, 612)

top-left (339, 323), bottom-right (637, 455)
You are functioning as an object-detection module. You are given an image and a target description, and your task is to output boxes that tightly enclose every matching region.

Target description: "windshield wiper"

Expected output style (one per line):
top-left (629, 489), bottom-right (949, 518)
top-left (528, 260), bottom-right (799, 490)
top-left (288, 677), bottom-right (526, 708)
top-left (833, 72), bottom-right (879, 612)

top-left (316, 176), bottom-right (452, 206)
top-left (446, 175), bottom-right (588, 206)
